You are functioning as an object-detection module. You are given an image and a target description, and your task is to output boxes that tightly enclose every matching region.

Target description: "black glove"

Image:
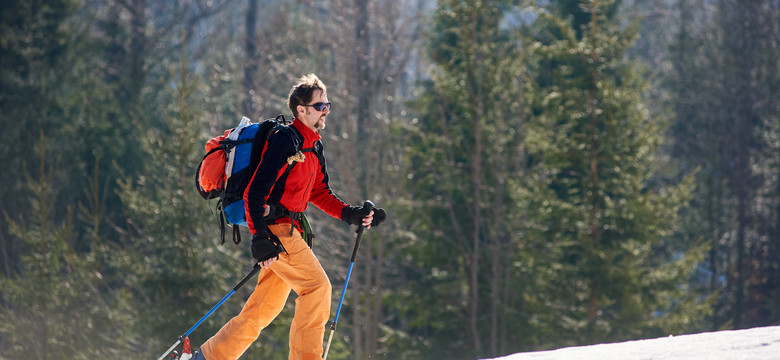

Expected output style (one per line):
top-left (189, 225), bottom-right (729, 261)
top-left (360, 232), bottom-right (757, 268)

top-left (341, 205), bottom-right (373, 226)
top-left (251, 226), bottom-right (285, 262)
top-left (370, 207), bottom-right (387, 227)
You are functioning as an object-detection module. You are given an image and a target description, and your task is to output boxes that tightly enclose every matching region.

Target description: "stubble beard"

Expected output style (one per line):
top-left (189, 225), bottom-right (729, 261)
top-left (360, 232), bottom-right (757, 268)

top-left (315, 117), bottom-right (326, 130)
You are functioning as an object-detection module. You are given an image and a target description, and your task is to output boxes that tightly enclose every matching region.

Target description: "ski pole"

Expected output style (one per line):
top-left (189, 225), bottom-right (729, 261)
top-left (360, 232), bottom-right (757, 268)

top-left (323, 201), bottom-right (373, 360)
top-left (156, 264), bottom-right (262, 360)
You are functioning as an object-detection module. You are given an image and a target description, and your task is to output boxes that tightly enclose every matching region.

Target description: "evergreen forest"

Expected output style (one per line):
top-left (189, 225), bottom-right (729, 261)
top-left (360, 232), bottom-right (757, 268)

top-left (1, 0), bottom-right (778, 359)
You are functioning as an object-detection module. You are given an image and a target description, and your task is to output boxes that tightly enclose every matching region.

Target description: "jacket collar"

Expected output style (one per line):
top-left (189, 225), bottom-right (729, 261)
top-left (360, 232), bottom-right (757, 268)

top-left (292, 118), bottom-right (322, 147)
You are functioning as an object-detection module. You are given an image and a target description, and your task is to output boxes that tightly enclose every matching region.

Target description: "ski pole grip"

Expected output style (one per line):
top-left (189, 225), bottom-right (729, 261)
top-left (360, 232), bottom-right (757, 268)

top-left (234, 264), bottom-right (262, 291)
top-left (349, 201), bottom-right (373, 262)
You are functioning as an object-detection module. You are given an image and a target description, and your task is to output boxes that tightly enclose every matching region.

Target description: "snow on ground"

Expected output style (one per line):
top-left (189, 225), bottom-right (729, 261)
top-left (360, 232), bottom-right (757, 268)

top-left (484, 326), bottom-right (780, 360)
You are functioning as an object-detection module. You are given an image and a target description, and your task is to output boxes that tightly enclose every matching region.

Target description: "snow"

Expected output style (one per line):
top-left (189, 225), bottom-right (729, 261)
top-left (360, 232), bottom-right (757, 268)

top-left (484, 326), bottom-right (780, 360)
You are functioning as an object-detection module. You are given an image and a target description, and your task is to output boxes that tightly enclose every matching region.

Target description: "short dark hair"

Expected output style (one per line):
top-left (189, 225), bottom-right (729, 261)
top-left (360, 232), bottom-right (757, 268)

top-left (288, 74), bottom-right (327, 118)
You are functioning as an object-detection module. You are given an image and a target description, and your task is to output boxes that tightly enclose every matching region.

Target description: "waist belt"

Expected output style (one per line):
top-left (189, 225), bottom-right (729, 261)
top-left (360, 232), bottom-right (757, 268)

top-left (265, 203), bottom-right (304, 222)
top-left (265, 203), bottom-right (314, 248)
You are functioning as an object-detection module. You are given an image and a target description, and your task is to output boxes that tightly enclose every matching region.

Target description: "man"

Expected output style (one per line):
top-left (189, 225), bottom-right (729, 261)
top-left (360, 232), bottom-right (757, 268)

top-left (194, 74), bottom-right (386, 360)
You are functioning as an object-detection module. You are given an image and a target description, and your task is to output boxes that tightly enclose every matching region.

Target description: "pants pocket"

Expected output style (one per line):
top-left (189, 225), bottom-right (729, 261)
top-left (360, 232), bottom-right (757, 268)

top-left (269, 223), bottom-right (307, 256)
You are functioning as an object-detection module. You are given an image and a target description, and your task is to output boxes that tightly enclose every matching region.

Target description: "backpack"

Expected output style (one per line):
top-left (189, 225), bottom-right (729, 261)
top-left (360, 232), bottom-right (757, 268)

top-left (195, 115), bottom-right (301, 244)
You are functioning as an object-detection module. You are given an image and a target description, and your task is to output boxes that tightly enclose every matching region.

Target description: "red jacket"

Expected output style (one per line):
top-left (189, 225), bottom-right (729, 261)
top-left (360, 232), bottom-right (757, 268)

top-left (243, 118), bottom-right (348, 235)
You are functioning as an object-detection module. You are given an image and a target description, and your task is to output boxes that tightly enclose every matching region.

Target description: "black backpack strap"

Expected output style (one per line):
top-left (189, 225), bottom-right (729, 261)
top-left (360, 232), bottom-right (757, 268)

top-left (268, 125), bottom-right (306, 186)
top-left (217, 205), bottom-right (242, 245)
top-left (272, 124), bottom-right (303, 152)
top-left (219, 137), bottom-right (253, 150)
top-left (232, 225), bottom-right (241, 245)
top-left (301, 139), bottom-right (323, 156)
top-left (217, 199), bottom-right (226, 245)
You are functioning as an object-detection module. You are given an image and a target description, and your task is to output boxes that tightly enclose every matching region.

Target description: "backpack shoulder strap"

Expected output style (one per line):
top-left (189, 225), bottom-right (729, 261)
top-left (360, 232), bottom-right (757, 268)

top-left (301, 139), bottom-right (323, 153)
top-left (272, 124), bottom-right (303, 154)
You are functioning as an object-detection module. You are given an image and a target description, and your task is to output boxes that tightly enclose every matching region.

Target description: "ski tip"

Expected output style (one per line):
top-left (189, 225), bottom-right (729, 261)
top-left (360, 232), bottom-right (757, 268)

top-left (165, 337), bottom-right (193, 360)
top-left (182, 337), bottom-right (192, 355)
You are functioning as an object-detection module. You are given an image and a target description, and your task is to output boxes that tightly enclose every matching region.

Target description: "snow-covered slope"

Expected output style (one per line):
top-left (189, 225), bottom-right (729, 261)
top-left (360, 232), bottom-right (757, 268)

top-left (485, 326), bottom-right (780, 360)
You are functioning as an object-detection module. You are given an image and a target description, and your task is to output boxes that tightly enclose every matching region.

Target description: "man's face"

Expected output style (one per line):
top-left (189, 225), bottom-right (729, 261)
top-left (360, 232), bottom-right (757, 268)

top-left (298, 89), bottom-right (330, 132)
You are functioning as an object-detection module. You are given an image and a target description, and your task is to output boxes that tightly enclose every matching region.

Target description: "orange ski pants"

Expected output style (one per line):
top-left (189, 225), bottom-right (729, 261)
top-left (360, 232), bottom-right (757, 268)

top-left (200, 223), bottom-right (332, 360)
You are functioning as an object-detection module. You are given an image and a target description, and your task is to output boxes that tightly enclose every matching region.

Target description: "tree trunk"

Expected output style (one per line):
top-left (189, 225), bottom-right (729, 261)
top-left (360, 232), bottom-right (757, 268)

top-left (243, 0), bottom-right (258, 117)
top-left (129, 0), bottom-right (147, 104)
top-left (718, 0), bottom-right (758, 329)
top-left (355, 0), bottom-right (371, 143)
top-left (468, 66), bottom-right (484, 360)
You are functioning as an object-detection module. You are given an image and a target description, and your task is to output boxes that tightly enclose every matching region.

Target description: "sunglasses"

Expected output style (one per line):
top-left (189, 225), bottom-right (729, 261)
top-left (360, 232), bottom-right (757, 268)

top-left (301, 102), bottom-right (331, 112)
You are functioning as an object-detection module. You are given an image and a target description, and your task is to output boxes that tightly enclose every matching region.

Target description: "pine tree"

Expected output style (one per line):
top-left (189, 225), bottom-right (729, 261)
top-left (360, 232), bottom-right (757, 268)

top-left (404, 0), bottom-right (528, 357)
top-left (0, 0), bottom-right (80, 275)
top-left (115, 45), bottom-right (250, 356)
top-left (0, 135), bottom-right (138, 359)
top-left (522, 0), bottom-right (708, 345)
top-left (666, 0), bottom-right (780, 330)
